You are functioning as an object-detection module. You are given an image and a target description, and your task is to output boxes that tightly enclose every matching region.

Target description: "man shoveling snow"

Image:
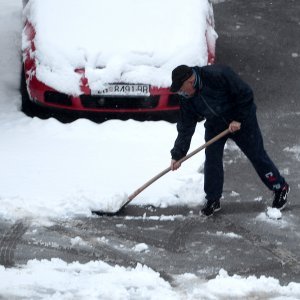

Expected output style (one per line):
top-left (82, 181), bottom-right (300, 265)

top-left (170, 64), bottom-right (290, 216)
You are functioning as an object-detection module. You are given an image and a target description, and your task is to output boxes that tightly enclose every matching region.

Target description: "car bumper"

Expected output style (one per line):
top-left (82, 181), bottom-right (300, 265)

top-left (27, 74), bottom-right (179, 114)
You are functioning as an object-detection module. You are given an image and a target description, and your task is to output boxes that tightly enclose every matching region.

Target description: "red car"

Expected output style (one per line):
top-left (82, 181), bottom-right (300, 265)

top-left (21, 0), bottom-right (217, 118)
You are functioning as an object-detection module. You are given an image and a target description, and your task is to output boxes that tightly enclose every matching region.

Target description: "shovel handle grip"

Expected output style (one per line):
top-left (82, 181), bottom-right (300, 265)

top-left (127, 128), bottom-right (230, 203)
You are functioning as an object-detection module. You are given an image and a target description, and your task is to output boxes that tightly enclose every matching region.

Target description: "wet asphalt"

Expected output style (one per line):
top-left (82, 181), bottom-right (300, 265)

top-left (1, 0), bottom-right (300, 286)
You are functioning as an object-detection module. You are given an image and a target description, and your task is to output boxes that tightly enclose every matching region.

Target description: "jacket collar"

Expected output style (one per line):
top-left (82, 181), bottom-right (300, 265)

top-left (192, 67), bottom-right (203, 97)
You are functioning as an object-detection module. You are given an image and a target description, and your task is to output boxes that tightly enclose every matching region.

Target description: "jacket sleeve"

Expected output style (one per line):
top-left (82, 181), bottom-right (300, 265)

top-left (170, 100), bottom-right (199, 161)
top-left (222, 66), bottom-right (254, 123)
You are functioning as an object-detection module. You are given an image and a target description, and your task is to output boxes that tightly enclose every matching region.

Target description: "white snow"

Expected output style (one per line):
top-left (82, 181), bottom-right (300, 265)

top-left (70, 236), bottom-right (88, 247)
top-left (0, 259), bottom-right (178, 299)
top-left (230, 190), bottom-right (240, 197)
top-left (175, 269), bottom-right (300, 299)
top-left (284, 145), bottom-right (300, 161)
top-left (0, 117), bottom-right (206, 221)
top-left (23, 0), bottom-right (217, 94)
top-left (0, 259), bottom-right (300, 299)
top-left (266, 207), bottom-right (282, 220)
top-left (132, 243), bottom-right (149, 253)
top-left (125, 214), bottom-right (184, 221)
top-left (1, 0), bottom-right (299, 299)
top-left (256, 208), bottom-right (287, 225)
top-left (1, 0), bottom-right (208, 220)
top-left (216, 231), bottom-right (242, 239)
top-left (1, 0), bottom-right (209, 218)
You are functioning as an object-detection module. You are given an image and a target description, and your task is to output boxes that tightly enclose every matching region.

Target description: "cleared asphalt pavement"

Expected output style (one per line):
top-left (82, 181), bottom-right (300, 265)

top-left (1, 0), bottom-right (300, 286)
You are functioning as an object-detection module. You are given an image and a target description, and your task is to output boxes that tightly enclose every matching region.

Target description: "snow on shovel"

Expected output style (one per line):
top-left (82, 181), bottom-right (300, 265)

top-left (93, 128), bottom-right (230, 216)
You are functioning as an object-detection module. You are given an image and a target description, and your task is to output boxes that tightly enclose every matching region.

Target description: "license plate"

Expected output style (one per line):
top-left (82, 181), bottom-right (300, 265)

top-left (92, 84), bottom-right (150, 96)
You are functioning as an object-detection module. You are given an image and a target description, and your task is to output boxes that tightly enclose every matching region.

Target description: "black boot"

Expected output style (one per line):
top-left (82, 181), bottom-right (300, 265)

top-left (201, 199), bottom-right (221, 217)
top-left (272, 183), bottom-right (290, 210)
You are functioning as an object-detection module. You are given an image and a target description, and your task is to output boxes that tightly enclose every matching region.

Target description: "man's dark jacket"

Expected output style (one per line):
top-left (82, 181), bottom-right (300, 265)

top-left (171, 65), bottom-right (256, 161)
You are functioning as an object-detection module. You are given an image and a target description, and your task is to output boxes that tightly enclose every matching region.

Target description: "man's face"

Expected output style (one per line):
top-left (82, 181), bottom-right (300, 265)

top-left (177, 74), bottom-right (196, 98)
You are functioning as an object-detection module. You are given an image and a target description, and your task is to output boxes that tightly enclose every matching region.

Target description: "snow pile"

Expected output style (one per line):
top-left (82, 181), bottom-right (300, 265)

top-left (70, 236), bottom-right (88, 247)
top-left (132, 243), bottom-right (149, 253)
top-left (0, 117), bottom-right (205, 222)
top-left (0, 0), bottom-right (212, 221)
top-left (23, 0), bottom-right (216, 94)
top-left (0, 259), bottom-right (177, 299)
top-left (266, 207), bottom-right (282, 219)
top-left (1, 260), bottom-right (300, 299)
top-left (1, 0), bottom-right (209, 223)
top-left (176, 269), bottom-right (300, 299)
top-left (256, 209), bottom-right (287, 225)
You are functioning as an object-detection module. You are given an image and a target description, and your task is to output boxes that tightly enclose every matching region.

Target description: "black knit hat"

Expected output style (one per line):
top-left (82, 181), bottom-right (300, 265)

top-left (170, 65), bottom-right (193, 92)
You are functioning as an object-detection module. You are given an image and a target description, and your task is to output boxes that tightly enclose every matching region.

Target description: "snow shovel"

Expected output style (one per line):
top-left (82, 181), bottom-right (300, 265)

top-left (93, 128), bottom-right (230, 216)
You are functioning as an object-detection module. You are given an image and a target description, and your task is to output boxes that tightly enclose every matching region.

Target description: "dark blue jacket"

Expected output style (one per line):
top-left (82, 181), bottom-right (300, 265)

top-left (171, 65), bottom-right (256, 160)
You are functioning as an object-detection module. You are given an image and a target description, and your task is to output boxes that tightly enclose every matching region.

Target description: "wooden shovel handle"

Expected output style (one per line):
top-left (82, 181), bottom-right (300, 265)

top-left (126, 128), bottom-right (230, 204)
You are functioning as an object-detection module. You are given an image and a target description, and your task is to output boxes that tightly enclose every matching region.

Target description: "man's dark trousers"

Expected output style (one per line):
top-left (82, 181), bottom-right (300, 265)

top-left (204, 112), bottom-right (285, 202)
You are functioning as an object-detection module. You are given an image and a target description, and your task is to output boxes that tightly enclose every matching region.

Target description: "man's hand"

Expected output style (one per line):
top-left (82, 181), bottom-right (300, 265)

top-left (171, 159), bottom-right (181, 171)
top-left (229, 121), bottom-right (241, 133)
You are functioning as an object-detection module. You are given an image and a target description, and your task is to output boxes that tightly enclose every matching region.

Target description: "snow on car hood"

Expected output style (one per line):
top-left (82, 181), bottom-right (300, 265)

top-left (23, 0), bottom-right (216, 95)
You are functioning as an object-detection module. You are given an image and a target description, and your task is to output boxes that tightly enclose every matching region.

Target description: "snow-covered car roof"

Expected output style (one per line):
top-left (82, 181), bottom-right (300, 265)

top-left (23, 0), bottom-right (217, 95)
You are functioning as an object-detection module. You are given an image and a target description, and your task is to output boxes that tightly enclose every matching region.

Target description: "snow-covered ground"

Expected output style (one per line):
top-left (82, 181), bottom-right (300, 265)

top-left (0, 1), bottom-right (300, 299)
top-left (1, 259), bottom-right (300, 300)
top-left (3, 0), bottom-right (209, 222)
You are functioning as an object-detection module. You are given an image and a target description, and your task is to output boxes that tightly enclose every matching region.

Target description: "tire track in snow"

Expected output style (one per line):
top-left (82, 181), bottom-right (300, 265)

top-left (216, 215), bottom-right (300, 274)
top-left (43, 222), bottom-right (173, 282)
top-left (0, 221), bottom-right (29, 267)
